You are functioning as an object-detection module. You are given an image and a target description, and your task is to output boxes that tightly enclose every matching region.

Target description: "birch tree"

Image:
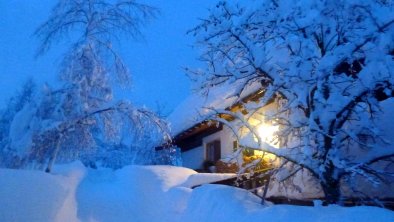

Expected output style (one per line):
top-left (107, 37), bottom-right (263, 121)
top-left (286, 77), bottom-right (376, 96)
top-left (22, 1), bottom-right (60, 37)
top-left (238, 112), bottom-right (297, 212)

top-left (23, 0), bottom-right (169, 171)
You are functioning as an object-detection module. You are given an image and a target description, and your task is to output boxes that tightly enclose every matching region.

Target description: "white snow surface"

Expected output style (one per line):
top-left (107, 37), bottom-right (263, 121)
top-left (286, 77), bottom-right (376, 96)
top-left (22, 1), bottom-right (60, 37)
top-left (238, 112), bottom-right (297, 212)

top-left (0, 162), bottom-right (393, 222)
top-left (180, 173), bottom-right (236, 188)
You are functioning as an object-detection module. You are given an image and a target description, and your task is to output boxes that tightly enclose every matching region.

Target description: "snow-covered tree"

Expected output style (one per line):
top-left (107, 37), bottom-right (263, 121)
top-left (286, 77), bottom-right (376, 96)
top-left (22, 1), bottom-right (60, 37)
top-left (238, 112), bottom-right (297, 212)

top-left (190, 0), bottom-right (394, 203)
top-left (8, 0), bottom-right (170, 172)
top-left (0, 79), bottom-right (37, 168)
top-left (35, 0), bottom-right (158, 108)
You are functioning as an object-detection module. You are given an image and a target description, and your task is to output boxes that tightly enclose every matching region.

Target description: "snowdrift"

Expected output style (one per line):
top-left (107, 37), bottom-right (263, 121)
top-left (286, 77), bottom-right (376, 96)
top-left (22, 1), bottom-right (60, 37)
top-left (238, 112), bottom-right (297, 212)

top-left (0, 162), bottom-right (393, 222)
top-left (0, 162), bottom-right (85, 222)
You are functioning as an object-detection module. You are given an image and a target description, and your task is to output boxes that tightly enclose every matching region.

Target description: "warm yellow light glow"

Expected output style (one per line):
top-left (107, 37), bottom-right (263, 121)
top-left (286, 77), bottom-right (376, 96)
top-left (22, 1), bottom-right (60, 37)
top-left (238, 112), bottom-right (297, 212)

top-left (254, 150), bottom-right (265, 156)
top-left (257, 124), bottom-right (279, 148)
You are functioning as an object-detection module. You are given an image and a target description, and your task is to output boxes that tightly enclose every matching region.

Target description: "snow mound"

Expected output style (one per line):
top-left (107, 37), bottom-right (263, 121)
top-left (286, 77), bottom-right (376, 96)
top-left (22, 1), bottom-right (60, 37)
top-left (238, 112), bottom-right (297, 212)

top-left (180, 185), bottom-right (394, 222)
top-left (180, 184), bottom-right (264, 222)
top-left (76, 165), bottom-right (196, 222)
top-left (1, 163), bottom-right (393, 222)
top-left (0, 162), bottom-right (86, 222)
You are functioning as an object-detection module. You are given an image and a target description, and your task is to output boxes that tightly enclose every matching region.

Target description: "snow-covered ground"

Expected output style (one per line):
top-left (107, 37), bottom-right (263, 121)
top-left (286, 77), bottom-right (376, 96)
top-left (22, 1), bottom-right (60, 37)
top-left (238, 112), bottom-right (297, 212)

top-left (0, 162), bottom-right (393, 222)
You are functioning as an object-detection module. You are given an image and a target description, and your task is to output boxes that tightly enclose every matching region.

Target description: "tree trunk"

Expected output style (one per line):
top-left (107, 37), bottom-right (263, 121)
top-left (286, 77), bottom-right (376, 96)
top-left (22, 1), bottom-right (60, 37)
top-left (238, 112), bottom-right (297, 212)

top-left (321, 178), bottom-right (341, 204)
top-left (45, 139), bottom-right (62, 173)
top-left (261, 175), bottom-right (271, 205)
top-left (321, 161), bottom-right (341, 204)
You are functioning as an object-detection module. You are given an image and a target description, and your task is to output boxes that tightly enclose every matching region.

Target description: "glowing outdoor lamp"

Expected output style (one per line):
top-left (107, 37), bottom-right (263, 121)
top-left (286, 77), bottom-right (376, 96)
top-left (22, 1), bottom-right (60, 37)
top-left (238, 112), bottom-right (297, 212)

top-left (251, 123), bottom-right (279, 159)
top-left (257, 123), bottom-right (279, 148)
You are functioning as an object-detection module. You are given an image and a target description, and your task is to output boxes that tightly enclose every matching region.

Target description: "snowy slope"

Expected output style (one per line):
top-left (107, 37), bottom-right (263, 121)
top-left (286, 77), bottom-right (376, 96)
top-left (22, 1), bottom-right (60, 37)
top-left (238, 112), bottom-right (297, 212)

top-left (0, 162), bottom-right (393, 222)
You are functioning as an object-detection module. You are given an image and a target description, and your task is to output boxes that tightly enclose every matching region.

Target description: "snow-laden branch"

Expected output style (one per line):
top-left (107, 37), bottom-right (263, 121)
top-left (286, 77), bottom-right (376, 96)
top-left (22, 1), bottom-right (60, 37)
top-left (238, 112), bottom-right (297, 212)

top-left (190, 0), bottom-right (394, 203)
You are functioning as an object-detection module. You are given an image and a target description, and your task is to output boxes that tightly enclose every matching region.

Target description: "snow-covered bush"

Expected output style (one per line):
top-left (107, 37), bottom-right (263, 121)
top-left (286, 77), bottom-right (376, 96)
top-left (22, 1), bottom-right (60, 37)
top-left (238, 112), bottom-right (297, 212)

top-left (0, 79), bottom-right (37, 168)
top-left (189, 0), bottom-right (394, 203)
top-left (0, 84), bottom-right (171, 171)
top-left (154, 146), bottom-right (183, 166)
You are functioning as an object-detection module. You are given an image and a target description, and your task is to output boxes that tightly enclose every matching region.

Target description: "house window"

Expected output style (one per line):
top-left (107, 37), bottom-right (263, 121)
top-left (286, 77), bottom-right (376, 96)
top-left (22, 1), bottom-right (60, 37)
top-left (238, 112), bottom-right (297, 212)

top-left (233, 140), bottom-right (238, 152)
top-left (206, 140), bottom-right (221, 162)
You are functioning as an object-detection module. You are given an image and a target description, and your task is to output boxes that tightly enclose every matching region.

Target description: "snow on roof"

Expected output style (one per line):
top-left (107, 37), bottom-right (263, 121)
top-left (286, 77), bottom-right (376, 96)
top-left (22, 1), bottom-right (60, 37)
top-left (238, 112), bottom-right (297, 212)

top-left (168, 80), bottom-right (262, 136)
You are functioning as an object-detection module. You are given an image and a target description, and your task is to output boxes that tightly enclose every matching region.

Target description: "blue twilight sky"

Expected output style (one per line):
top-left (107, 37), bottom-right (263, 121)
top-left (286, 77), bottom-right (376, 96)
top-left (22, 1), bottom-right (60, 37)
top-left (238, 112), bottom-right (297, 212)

top-left (0, 0), bottom-right (214, 114)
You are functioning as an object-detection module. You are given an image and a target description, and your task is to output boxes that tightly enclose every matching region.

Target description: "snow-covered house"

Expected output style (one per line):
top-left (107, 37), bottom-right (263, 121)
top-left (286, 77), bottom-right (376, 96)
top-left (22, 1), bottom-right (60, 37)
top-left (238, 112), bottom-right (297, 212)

top-left (168, 81), bottom-right (394, 201)
top-left (168, 81), bottom-right (280, 172)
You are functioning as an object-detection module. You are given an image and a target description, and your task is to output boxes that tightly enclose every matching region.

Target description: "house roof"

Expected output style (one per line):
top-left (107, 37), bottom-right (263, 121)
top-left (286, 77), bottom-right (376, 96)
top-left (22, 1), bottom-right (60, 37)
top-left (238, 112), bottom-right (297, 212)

top-left (167, 80), bottom-right (263, 138)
